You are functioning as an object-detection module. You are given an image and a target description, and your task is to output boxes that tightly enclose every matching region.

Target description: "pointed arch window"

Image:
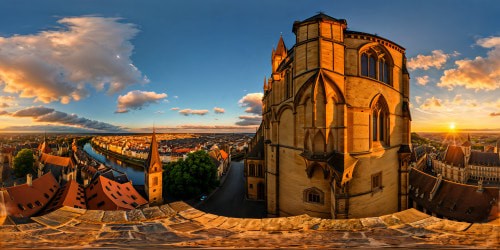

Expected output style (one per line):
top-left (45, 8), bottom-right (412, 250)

top-left (371, 96), bottom-right (390, 146)
top-left (359, 47), bottom-right (392, 85)
top-left (372, 111), bottom-right (378, 141)
top-left (361, 54), bottom-right (368, 76)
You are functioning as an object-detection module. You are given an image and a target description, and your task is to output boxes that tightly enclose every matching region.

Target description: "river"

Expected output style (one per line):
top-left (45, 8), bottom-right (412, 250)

top-left (83, 143), bottom-right (145, 185)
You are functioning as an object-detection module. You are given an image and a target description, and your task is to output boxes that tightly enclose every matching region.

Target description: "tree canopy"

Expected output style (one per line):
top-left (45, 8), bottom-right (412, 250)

top-left (163, 150), bottom-right (219, 199)
top-left (13, 149), bottom-right (35, 178)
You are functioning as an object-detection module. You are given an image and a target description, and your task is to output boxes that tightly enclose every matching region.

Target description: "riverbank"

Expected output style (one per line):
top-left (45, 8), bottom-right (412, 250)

top-left (90, 141), bottom-right (145, 168)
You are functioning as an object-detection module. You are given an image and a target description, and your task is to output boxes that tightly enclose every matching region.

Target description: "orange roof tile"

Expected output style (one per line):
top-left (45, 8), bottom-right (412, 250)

top-left (44, 180), bottom-right (86, 213)
top-left (220, 150), bottom-right (229, 160)
top-left (1, 173), bottom-right (59, 218)
top-left (85, 175), bottom-right (147, 210)
top-left (41, 153), bottom-right (74, 168)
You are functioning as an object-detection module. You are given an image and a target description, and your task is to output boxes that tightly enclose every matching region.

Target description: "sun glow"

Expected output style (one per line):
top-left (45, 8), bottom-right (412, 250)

top-left (449, 122), bottom-right (456, 130)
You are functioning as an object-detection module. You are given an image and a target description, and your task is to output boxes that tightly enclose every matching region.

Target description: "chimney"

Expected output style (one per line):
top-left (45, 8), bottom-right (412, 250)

top-left (26, 174), bottom-right (33, 187)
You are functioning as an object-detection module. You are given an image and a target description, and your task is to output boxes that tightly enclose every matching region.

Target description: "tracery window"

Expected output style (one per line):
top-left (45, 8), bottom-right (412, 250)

top-left (360, 47), bottom-right (392, 85)
top-left (371, 96), bottom-right (390, 145)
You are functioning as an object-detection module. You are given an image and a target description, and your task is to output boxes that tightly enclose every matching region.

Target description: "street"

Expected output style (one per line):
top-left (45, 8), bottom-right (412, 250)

top-left (197, 160), bottom-right (266, 218)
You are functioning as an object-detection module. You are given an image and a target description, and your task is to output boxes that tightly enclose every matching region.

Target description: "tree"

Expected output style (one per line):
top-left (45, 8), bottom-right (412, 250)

top-left (163, 150), bottom-right (219, 199)
top-left (13, 149), bottom-right (35, 178)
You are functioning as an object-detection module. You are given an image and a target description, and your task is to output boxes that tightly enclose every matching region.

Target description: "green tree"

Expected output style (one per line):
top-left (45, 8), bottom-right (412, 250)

top-left (163, 150), bottom-right (219, 199)
top-left (13, 149), bottom-right (35, 178)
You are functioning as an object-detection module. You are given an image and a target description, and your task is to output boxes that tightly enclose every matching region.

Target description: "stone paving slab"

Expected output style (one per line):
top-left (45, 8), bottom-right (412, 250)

top-left (168, 201), bottom-right (192, 212)
top-left (159, 204), bottom-right (176, 215)
top-left (178, 208), bottom-right (206, 220)
top-left (141, 206), bottom-right (166, 220)
top-left (360, 216), bottom-right (387, 228)
top-left (78, 209), bottom-right (104, 222)
top-left (126, 208), bottom-right (146, 221)
top-left (1, 205), bottom-right (498, 248)
top-left (102, 210), bottom-right (127, 223)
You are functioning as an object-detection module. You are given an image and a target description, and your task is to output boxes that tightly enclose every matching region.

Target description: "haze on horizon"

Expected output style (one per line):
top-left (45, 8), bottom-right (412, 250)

top-left (0, 0), bottom-right (498, 134)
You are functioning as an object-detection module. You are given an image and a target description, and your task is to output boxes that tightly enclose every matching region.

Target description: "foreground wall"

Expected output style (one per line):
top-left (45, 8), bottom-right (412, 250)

top-left (0, 203), bottom-right (498, 248)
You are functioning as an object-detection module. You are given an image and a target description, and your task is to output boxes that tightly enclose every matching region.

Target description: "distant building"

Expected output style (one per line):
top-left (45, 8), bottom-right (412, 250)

top-left (144, 130), bottom-right (163, 205)
top-left (44, 179), bottom-right (86, 213)
top-left (432, 140), bottom-right (500, 184)
top-left (37, 153), bottom-right (76, 184)
top-left (244, 124), bottom-right (265, 200)
top-left (250, 13), bottom-right (412, 218)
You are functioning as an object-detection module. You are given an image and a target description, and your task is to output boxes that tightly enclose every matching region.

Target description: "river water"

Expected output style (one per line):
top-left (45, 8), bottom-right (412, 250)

top-left (83, 143), bottom-right (145, 185)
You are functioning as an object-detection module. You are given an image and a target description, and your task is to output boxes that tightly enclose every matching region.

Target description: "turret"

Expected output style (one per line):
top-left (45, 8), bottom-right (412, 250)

top-left (271, 35), bottom-right (287, 74)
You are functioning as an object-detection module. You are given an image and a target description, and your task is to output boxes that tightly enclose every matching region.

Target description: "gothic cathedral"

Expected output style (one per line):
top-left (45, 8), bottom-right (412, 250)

top-left (145, 130), bottom-right (163, 205)
top-left (246, 13), bottom-right (412, 219)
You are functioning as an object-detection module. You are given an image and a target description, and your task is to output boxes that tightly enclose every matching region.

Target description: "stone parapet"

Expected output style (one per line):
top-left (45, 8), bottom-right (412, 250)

top-left (0, 203), bottom-right (498, 248)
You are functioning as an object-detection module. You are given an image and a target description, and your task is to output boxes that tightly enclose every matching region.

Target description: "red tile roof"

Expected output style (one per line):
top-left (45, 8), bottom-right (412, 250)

top-left (1, 173), bottom-right (59, 218)
top-left (85, 175), bottom-right (147, 210)
top-left (44, 180), bottom-right (86, 213)
top-left (41, 153), bottom-right (74, 168)
top-left (220, 150), bottom-right (229, 160)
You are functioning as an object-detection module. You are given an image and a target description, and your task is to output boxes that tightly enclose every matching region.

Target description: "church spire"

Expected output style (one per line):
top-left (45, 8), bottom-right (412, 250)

top-left (145, 129), bottom-right (162, 173)
top-left (274, 35), bottom-right (287, 57)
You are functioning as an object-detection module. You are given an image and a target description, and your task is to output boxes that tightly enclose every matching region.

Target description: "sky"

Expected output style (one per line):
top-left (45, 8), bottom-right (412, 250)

top-left (0, 0), bottom-right (498, 133)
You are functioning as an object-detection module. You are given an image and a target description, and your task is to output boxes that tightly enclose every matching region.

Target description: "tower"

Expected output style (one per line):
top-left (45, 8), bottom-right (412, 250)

top-left (144, 129), bottom-right (163, 205)
top-left (259, 13), bottom-right (410, 218)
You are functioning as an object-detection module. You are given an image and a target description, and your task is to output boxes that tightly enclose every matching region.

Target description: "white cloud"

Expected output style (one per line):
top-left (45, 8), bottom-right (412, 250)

top-left (0, 16), bottom-right (148, 104)
top-left (115, 90), bottom-right (167, 113)
top-left (238, 93), bottom-right (263, 115)
top-left (7, 106), bottom-right (124, 131)
top-left (155, 111), bottom-right (165, 114)
top-left (438, 36), bottom-right (500, 91)
top-left (415, 96), bottom-right (422, 104)
top-left (420, 96), bottom-right (443, 111)
top-left (170, 107), bottom-right (180, 111)
top-left (407, 50), bottom-right (456, 70)
top-left (416, 75), bottom-right (429, 85)
top-left (213, 107), bottom-right (225, 114)
top-left (235, 115), bottom-right (262, 126)
top-left (178, 109), bottom-right (209, 116)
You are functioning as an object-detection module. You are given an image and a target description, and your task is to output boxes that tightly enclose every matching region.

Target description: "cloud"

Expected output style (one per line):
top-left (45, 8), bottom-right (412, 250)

top-left (416, 76), bottom-right (429, 85)
top-left (437, 36), bottom-right (500, 91)
top-left (238, 93), bottom-right (263, 115)
top-left (134, 124), bottom-right (258, 133)
top-left (115, 90), bottom-right (167, 113)
top-left (0, 16), bottom-right (148, 104)
top-left (452, 94), bottom-right (462, 104)
top-left (235, 115), bottom-right (262, 126)
top-left (178, 109), bottom-right (209, 116)
top-left (0, 103), bottom-right (8, 108)
top-left (415, 96), bottom-right (422, 104)
top-left (0, 124), bottom-right (108, 133)
top-left (213, 107), bottom-right (225, 114)
top-left (12, 106), bottom-right (54, 117)
top-left (170, 107), bottom-right (180, 111)
top-left (155, 111), bottom-right (165, 114)
top-left (0, 110), bottom-right (9, 115)
top-left (8, 106), bottom-right (124, 132)
top-left (173, 96), bottom-right (178, 99)
top-left (420, 96), bottom-right (442, 111)
top-left (407, 50), bottom-right (456, 70)
top-left (490, 112), bottom-right (500, 117)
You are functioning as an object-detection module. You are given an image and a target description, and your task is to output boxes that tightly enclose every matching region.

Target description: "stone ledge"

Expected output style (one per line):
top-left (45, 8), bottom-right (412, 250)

top-left (1, 202), bottom-right (498, 249)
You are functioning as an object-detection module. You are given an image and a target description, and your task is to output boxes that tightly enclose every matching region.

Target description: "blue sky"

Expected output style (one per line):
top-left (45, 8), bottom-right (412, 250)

top-left (0, 0), bottom-right (499, 133)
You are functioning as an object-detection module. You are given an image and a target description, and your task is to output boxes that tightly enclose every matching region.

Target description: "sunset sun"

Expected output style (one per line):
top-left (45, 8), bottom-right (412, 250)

top-left (449, 122), bottom-right (456, 130)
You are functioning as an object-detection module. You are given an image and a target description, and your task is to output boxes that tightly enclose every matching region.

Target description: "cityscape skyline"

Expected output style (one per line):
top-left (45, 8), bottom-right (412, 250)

top-left (0, 0), bottom-right (499, 133)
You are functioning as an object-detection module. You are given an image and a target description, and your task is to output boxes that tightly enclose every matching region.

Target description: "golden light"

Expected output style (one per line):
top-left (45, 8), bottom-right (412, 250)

top-left (449, 122), bottom-right (456, 130)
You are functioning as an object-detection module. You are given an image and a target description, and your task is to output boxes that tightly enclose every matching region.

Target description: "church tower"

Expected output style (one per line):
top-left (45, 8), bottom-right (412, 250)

top-left (144, 129), bottom-right (163, 205)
